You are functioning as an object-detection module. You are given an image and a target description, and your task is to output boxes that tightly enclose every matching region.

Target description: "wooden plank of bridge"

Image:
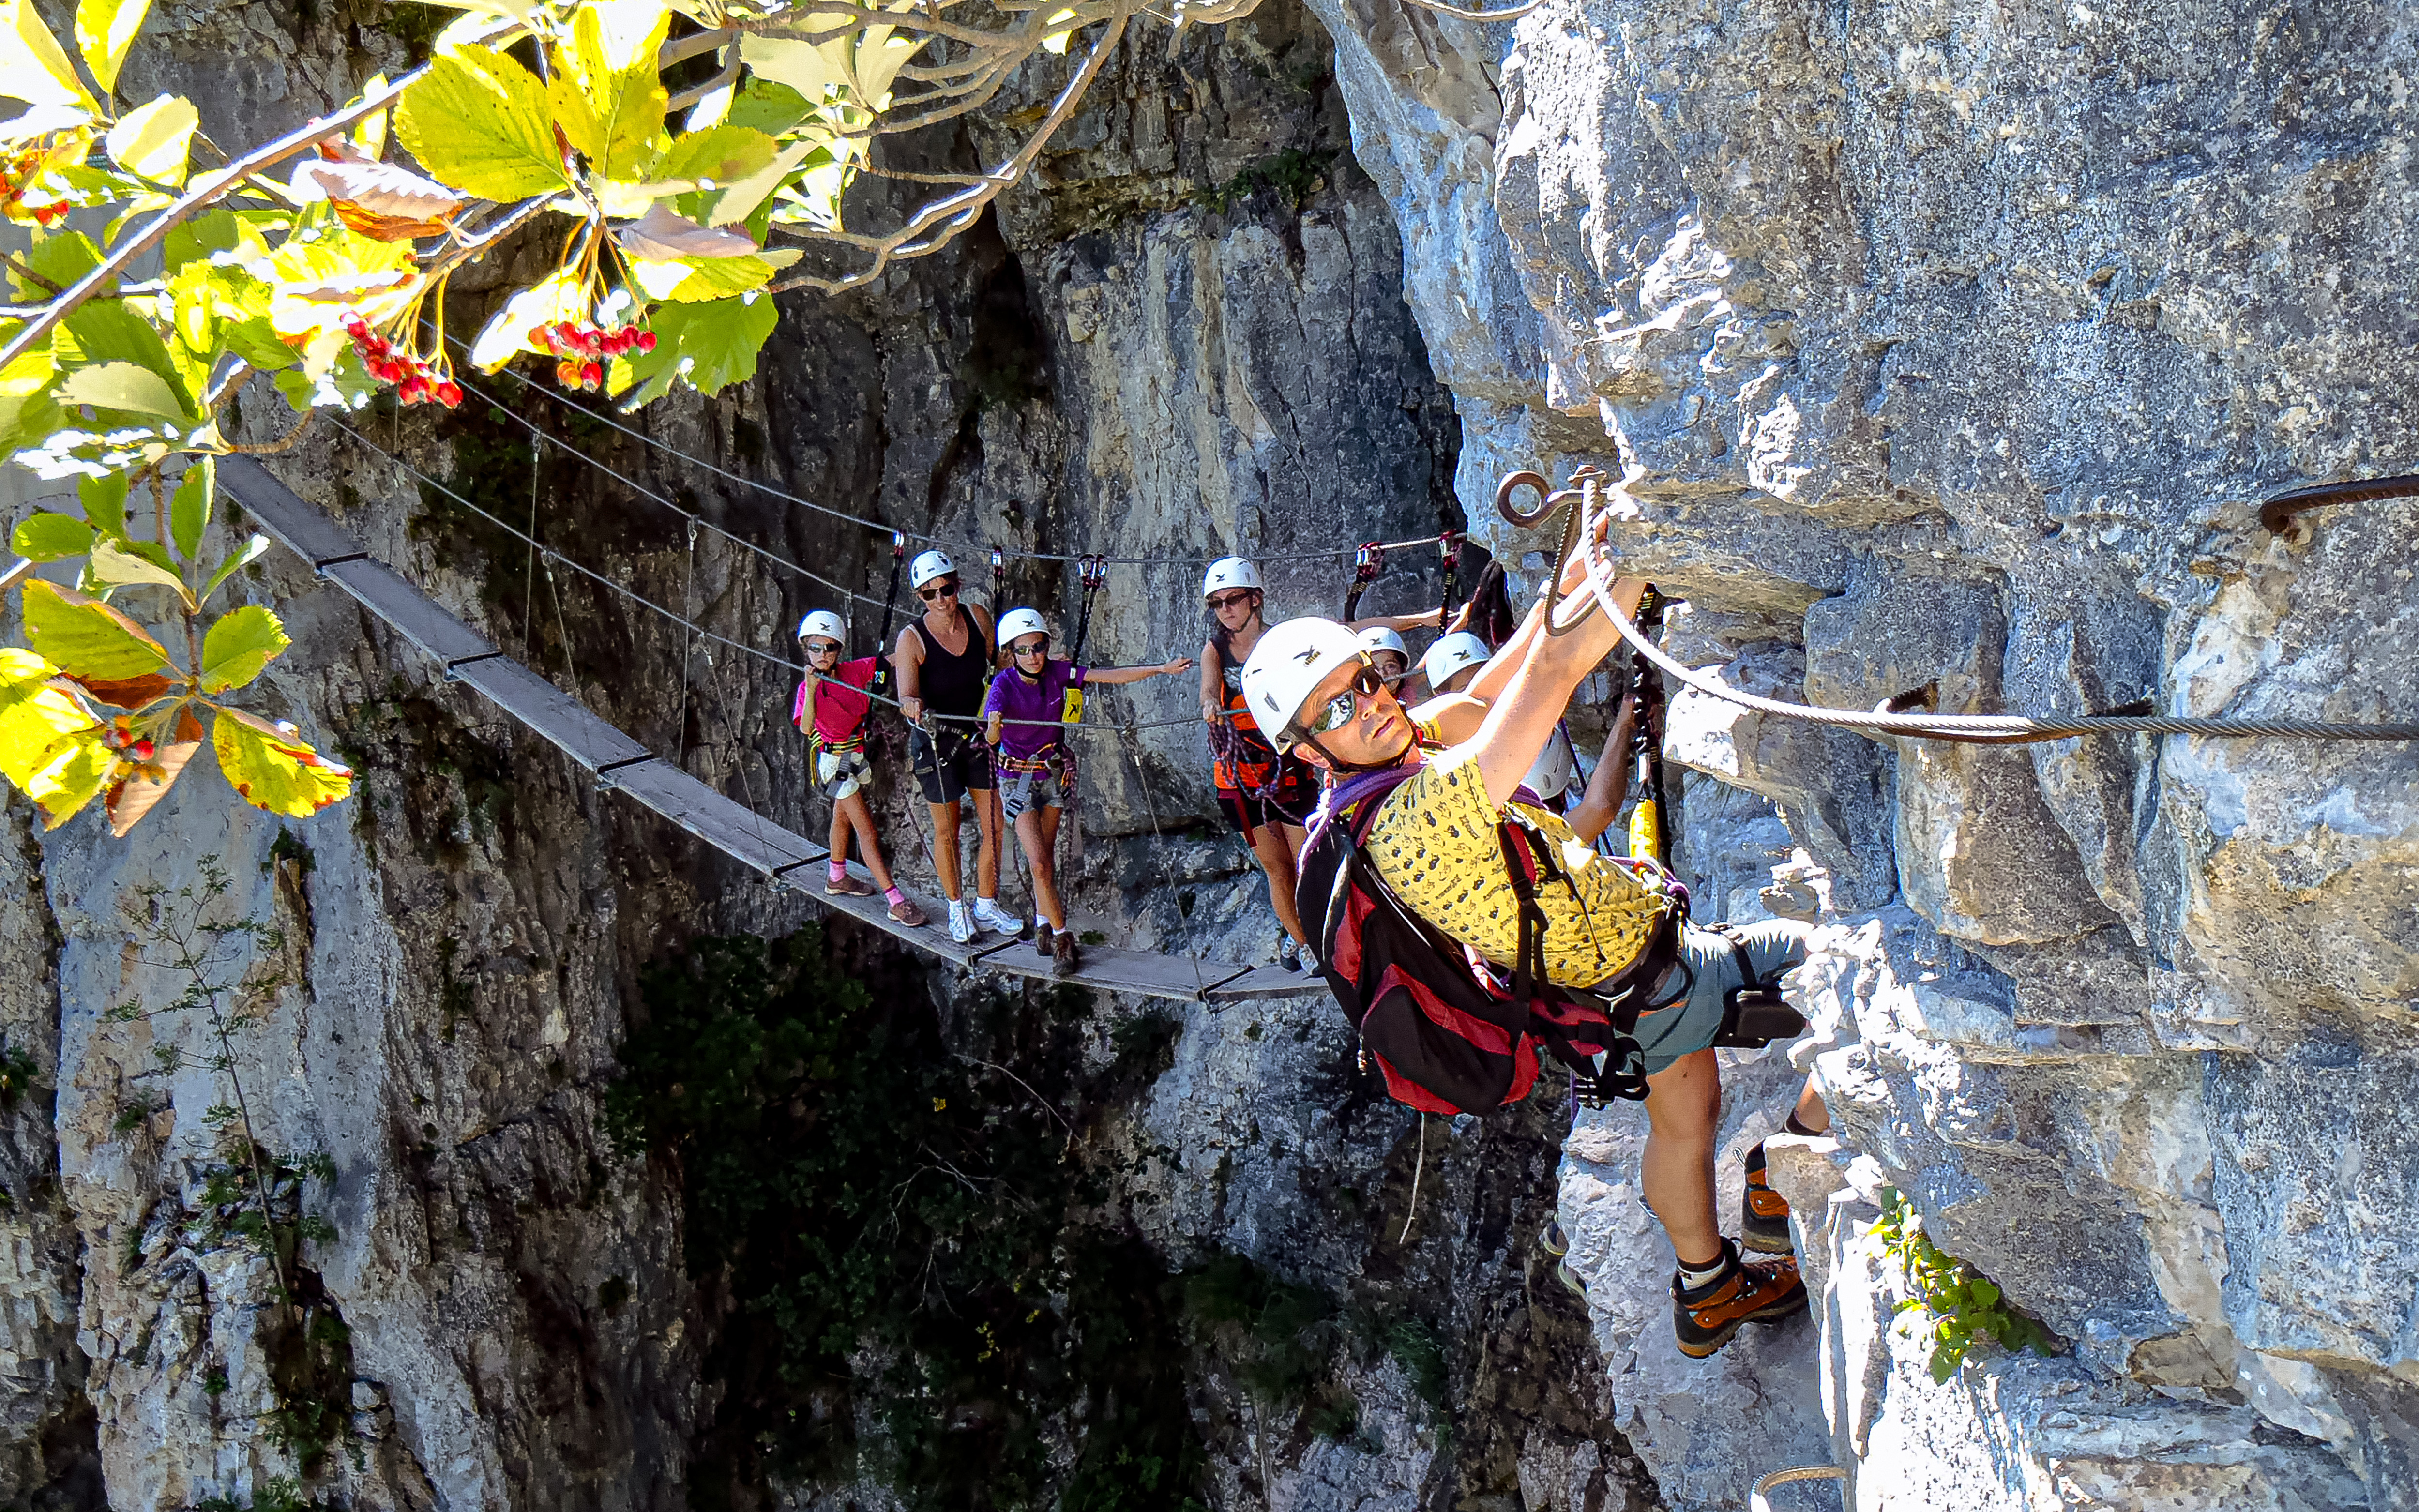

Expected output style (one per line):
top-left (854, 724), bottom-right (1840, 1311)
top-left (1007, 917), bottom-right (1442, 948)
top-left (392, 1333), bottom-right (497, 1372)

top-left (450, 658), bottom-right (652, 772)
top-left (221, 455), bottom-right (375, 567)
top-left (1206, 966), bottom-right (1328, 1001)
top-left (967, 937), bottom-right (1258, 1000)
top-left (321, 559), bottom-right (498, 667)
top-left (603, 760), bottom-right (823, 875)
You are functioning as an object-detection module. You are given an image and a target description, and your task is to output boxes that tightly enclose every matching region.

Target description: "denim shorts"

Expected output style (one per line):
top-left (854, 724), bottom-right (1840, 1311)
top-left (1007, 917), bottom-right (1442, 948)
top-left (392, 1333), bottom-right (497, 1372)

top-left (1625, 920), bottom-right (1810, 1075)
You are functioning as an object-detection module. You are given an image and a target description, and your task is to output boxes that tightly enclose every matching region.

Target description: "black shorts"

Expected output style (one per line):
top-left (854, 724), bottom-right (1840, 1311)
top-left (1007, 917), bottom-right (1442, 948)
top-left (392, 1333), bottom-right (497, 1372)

top-left (910, 726), bottom-right (996, 804)
top-left (1218, 762), bottom-right (1315, 838)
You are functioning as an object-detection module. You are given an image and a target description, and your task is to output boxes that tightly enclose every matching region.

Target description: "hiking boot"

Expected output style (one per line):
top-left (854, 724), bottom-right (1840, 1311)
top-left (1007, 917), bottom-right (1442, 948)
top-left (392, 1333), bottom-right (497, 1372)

top-left (1743, 1141), bottom-right (1793, 1255)
top-left (1555, 1260), bottom-right (1587, 1298)
top-left (1540, 1217), bottom-right (1571, 1257)
top-left (889, 897), bottom-right (930, 927)
top-left (1052, 930), bottom-right (1081, 977)
top-left (1037, 923), bottom-right (1055, 959)
top-left (826, 873), bottom-right (877, 897)
top-left (973, 897), bottom-right (1020, 936)
top-left (1277, 935), bottom-right (1303, 973)
top-left (1672, 1242), bottom-right (1805, 1359)
top-left (947, 900), bottom-right (977, 945)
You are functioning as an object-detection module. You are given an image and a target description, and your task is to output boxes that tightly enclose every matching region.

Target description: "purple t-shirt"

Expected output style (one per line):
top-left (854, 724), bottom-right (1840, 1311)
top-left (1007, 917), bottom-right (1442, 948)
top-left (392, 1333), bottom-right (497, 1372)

top-left (982, 661), bottom-right (1086, 766)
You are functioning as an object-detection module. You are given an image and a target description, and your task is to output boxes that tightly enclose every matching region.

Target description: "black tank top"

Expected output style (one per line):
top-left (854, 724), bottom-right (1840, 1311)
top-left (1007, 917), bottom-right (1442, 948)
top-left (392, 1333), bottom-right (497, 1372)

top-left (914, 605), bottom-right (989, 718)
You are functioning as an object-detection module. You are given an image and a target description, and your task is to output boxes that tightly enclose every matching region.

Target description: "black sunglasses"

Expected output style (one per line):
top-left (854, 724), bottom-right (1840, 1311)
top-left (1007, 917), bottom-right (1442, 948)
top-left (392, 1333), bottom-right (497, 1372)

top-left (1208, 590), bottom-right (1256, 612)
top-left (1299, 663), bottom-right (1386, 740)
top-left (919, 580), bottom-right (960, 601)
top-left (1011, 637), bottom-right (1049, 657)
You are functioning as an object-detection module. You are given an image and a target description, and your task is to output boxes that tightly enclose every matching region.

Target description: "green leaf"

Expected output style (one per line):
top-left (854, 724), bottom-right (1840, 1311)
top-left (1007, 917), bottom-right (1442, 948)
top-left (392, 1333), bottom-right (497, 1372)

top-left (200, 532), bottom-right (268, 605)
top-left (19, 576), bottom-right (171, 680)
top-left (706, 134), bottom-right (820, 228)
top-left (197, 603), bottom-right (286, 693)
top-left (14, 229), bottom-right (100, 299)
top-left (1966, 1278), bottom-right (2000, 1310)
top-left (723, 77), bottom-right (811, 136)
top-left (61, 300), bottom-right (191, 410)
top-left (611, 292), bottom-right (775, 406)
top-left (1929, 1347), bottom-right (1958, 1384)
top-left (652, 124), bottom-right (776, 188)
top-left (0, 0), bottom-right (95, 109)
top-left (168, 456), bottom-right (209, 560)
top-left (74, 0), bottom-right (149, 95)
top-left (104, 93), bottom-right (196, 185)
top-left (55, 360), bottom-right (189, 420)
top-left (0, 647), bottom-right (109, 828)
top-left (12, 511), bottom-right (92, 560)
top-left (212, 705), bottom-right (351, 817)
top-left (77, 471), bottom-right (127, 538)
top-left (88, 538), bottom-right (190, 605)
top-left (629, 252), bottom-right (772, 303)
top-left (394, 43), bottom-right (569, 201)
top-left (557, 0), bottom-right (670, 177)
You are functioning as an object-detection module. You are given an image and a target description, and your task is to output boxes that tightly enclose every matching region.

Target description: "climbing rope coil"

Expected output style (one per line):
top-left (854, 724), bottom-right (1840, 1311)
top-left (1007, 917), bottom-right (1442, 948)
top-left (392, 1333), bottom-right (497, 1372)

top-left (1497, 469), bottom-right (2419, 745)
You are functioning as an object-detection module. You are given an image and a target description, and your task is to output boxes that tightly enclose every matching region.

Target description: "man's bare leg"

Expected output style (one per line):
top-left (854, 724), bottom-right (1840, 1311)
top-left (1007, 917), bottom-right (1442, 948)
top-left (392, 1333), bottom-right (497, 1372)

top-left (1642, 1047), bottom-right (1724, 1266)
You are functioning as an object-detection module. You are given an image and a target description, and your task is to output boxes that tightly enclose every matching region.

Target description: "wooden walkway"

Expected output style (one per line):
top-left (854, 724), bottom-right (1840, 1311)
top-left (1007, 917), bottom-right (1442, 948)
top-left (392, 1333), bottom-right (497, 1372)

top-left (219, 456), bottom-right (1320, 1004)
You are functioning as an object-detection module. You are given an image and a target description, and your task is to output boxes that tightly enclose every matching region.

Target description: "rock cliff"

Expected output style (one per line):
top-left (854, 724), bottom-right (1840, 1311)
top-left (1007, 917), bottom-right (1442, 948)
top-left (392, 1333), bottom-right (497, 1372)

top-left (5, 0), bottom-right (2416, 1508)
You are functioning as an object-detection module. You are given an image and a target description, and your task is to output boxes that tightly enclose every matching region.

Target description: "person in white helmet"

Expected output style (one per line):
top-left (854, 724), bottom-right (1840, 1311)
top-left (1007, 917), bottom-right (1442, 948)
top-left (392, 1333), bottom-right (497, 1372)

top-left (1197, 556), bottom-right (1440, 972)
top-left (1414, 630), bottom-right (1492, 701)
top-left (982, 608), bottom-right (1194, 977)
top-left (1358, 625), bottom-right (1410, 692)
top-left (1240, 545), bottom-right (1829, 1361)
top-left (892, 549), bottom-right (1014, 945)
top-left (794, 611), bottom-right (926, 927)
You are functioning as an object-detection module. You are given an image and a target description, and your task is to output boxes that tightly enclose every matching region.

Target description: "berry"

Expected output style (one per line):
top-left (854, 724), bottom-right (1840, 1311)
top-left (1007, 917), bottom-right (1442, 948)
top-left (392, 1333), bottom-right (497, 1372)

top-left (580, 361), bottom-right (603, 389)
top-left (132, 738), bottom-right (154, 760)
top-left (635, 330), bottom-right (657, 354)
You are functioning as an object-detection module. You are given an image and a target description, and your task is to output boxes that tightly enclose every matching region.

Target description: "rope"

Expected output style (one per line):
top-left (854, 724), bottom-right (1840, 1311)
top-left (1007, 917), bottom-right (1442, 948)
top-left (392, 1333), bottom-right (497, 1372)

top-left (1527, 476), bottom-right (2419, 745)
top-left (331, 419), bottom-right (1215, 734)
top-left (444, 352), bottom-right (1449, 570)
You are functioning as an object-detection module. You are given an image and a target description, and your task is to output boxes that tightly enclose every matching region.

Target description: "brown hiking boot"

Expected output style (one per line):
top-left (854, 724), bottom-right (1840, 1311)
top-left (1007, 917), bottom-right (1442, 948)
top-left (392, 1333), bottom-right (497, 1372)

top-left (1673, 1241), bottom-right (1806, 1358)
top-left (1052, 930), bottom-right (1081, 978)
top-left (1743, 1142), bottom-right (1794, 1255)
top-left (825, 873), bottom-right (877, 897)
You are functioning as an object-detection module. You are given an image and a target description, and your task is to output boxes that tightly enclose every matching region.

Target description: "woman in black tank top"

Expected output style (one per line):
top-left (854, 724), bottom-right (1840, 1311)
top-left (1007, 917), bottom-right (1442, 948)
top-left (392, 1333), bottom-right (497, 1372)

top-left (914, 604), bottom-right (990, 719)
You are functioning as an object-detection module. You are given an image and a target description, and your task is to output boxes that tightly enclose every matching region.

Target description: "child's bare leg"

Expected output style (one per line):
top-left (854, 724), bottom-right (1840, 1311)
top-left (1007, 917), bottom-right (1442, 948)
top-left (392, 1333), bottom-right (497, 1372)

top-left (840, 792), bottom-right (895, 892)
top-left (1019, 806), bottom-right (1066, 931)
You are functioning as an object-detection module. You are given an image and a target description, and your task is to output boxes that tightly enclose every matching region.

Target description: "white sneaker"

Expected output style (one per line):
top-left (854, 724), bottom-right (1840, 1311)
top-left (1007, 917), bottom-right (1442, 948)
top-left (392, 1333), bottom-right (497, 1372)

top-left (971, 897), bottom-right (1020, 936)
top-left (947, 900), bottom-right (976, 945)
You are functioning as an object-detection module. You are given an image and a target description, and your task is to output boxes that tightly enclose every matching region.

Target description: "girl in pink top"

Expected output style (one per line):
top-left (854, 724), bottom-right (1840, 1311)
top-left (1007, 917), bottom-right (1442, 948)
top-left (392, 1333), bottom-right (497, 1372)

top-left (794, 612), bottom-right (926, 927)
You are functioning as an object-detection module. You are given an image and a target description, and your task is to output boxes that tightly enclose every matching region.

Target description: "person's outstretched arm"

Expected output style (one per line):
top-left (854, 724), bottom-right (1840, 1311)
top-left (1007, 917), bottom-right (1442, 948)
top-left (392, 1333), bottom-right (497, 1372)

top-left (1346, 607), bottom-right (1445, 635)
top-left (1088, 656), bottom-right (1196, 687)
top-left (1565, 692), bottom-right (1639, 844)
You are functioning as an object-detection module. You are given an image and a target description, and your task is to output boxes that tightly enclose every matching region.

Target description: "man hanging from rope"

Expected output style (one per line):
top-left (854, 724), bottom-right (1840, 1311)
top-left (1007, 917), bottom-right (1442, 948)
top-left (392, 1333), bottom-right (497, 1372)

top-left (1240, 545), bottom-right (1828, 1359)
top-left (795, 612), bottom-right (929, 927)
top-left (893, 550), bottom-right (1020, 945)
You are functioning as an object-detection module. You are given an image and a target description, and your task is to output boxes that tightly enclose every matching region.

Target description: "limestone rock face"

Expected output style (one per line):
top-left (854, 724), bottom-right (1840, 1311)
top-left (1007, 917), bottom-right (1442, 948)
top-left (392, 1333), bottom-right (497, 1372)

top-left (1300, 0), bottom-right (2419, 1505)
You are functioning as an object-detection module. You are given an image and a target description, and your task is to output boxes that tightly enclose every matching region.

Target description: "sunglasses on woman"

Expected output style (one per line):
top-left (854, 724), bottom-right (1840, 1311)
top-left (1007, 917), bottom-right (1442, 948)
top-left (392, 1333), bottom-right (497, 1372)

top-left (1300, 663), bottom-right (1387, 739)
top-left (919, 579), bottom-right (959, 601)
top-left (1208, 590), bottom-right (1256, 612)
top-left (1011, 637), bottom-right (1049, 657)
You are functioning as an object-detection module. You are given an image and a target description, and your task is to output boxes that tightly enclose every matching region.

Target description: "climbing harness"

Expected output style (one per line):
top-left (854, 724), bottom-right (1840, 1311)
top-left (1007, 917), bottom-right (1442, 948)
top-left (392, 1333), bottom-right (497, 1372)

top-left (1436, 528), bottom-right (1460, 630)
top-left (1342, 541), bottom-right (1384, 621)
top-left (1623, 586), bottom-right (1668, 863)
top-left (1063, 555), bottom-right (1106, 725)
top-left (990, 548), bottom-right (1008, 614)
top-left (1497, 468), bottom-right (2419, 743)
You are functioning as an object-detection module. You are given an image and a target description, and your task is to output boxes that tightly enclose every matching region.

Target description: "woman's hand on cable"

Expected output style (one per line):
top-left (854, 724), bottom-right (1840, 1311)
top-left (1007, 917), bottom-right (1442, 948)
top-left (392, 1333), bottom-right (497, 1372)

top-left (1160, 656), bottom-right (1197, 678)
top-left (1201, 700), bottom-right (1222, 725)
top-left (901, 694), bottom-right (924, 722)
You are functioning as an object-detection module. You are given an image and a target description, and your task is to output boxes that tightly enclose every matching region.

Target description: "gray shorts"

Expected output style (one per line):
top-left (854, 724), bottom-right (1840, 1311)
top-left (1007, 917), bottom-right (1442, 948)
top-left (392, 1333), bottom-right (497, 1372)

top-left (1627, 920), bottom-right (1810, 1075)
top-left (999, 765), bottom-right (1068, 821)
top-left (816, 747), bottom-right (872, 802)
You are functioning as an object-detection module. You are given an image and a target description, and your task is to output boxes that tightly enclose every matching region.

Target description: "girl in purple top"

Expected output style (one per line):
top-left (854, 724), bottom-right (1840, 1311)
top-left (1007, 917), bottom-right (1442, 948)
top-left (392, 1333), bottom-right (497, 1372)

top-left (982, 608), bottom-right (1193, 976)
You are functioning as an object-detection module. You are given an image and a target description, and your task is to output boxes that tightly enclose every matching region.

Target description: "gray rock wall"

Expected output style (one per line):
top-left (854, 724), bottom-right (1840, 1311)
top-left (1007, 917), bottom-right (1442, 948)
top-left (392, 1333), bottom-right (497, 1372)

top-left (1299, 0), bottom-right (2419, 1505)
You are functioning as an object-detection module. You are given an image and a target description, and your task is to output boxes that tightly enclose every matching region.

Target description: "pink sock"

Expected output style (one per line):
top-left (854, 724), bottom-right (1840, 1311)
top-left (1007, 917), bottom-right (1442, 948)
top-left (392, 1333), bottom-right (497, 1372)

top-left (884, 886), bottom-right (907, 907)
top-left (828, 861), bottom-right (847, 883)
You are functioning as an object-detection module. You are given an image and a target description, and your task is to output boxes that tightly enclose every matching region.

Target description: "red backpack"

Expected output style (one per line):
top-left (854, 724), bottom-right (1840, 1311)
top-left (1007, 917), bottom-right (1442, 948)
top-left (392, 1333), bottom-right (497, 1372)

top-left (1295, 767), bottom-right (1688, 1115)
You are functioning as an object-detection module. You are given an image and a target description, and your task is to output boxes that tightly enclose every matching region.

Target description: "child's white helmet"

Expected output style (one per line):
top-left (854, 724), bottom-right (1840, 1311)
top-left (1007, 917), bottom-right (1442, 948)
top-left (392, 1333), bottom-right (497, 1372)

top-left (796, 609), bottom-right (847, 645)
top-left (1418, 632), bottom-right (1493, 693)
top-left (996, 607), bottom-right (1051, 649)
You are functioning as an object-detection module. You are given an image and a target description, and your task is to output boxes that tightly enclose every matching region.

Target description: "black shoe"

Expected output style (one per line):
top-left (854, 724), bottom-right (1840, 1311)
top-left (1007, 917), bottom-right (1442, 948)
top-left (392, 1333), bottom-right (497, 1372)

top-left (1742, 1141), bottom-right (1794, 1255)
top-left (1052, 930), bottom-right (1081, 978)
top-left (1672, 1240), bottom-right (1805, 1359)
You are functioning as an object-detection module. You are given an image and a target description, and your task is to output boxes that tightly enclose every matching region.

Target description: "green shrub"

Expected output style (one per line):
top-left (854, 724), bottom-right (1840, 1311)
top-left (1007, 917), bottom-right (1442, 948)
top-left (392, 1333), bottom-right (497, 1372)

top-left (1873, 1188), bottom-right (2057, 1382)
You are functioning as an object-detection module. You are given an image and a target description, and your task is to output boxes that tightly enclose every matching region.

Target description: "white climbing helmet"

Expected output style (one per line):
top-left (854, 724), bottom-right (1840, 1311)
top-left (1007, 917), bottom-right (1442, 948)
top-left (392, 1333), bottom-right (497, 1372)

top-left (1522, 724), bottom-right (1576, 801)
top-left (996, 607), bottom-right (1051, 650)
top-left (1201, 556), bottom-right (1263, 602)
top-left (1357, 625), bottom-right (1408, 664)
top-left (1240, 618), bottom-right (1368, 753)
top-left (796, 609), bottom-right (847, 646)
top-left (1419, 631), bottom-right (1492, 694)
top-left (910, 548), bottom-right (958, 591)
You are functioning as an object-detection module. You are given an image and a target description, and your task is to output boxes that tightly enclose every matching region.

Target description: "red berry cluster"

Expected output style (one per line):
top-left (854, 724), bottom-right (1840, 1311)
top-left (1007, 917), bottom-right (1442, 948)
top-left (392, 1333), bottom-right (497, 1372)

top-left (341, 313), bottom-right (462, 408)
top-left (529, 321), bottom-right (655, 391)
top-left (106, 719), bottom-right (155, 764)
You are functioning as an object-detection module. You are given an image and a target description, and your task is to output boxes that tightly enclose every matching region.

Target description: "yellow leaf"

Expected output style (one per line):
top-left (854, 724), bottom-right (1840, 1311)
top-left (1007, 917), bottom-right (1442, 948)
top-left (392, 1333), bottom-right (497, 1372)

top-left (0, 647), bottom-right (110, 828)
top-left (628, 252), bottom-right (771, 303)
top-left (562, 0), bottom-right (669, 177)
top-left (20, 575), bottom-right (174, 678)
top-left (212, 706), bottom-right (352, 818)
top-left (73, 0), bottom-right (149, 96)
top-left (104, 93), bottom-right (197, 186)
top-left (88, 539), bottom-right (193, 605)
top-left (0, 0), bottom-right (95, 110)
top-left (737, 34), bottom-right (843, 103)
top-left (394, 42), bottom-right (569, 201)
top-left (707, 133), bottom-right (820, 228)
top-left (466, 267), bottom-right (590, 372)
top-left (197, 603), bottom-right (287, 694)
